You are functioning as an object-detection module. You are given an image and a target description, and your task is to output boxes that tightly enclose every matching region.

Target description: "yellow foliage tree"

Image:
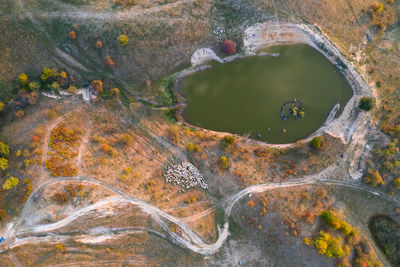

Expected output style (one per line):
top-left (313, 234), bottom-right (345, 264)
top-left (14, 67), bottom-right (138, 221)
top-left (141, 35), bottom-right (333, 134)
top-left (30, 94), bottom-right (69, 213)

top-left (91, 80), bottom-right (103, 92)
top-left (303, 237), bottom-right (311, 246)
top-left (67, 86), bottom-right (78, 94)
top-left (314, 231), bottom-right (347, 258)
top-left (60, 71), bottom-right (67, 79)
top-left (118, 34), bottom-right (129, 46)
top-left (0, 158), bottom-right (8, 170)
top-left (111, 87), bottom-right (120, 97)
top-left (0, 102), bottom-right (4, 112)
top-left (372, 3), bottom-right (383, 13)
top-left (15, 109), bottom-right (24, 118)
top-left (18, 73), bottom-right (28, 84)
top-left (364, 169), bottom-right (384, 187)
top-left (219, 156), bottom-right (230, 169)
top-left (3, 176), bottom-right (19, 190)
top-left (0, 141), bottom-right (9, 157)
top-left (41, 68), bottom-right (54, 81)
top-left (120, 133), bottom-right (134, 146)
top-left (186, 142), bottom-right (201, 152)
top-left (394, 177), bottom-right (400, 189)
top-left (315, 235), bottom-right (328, 254)
top-left (28, 81), bottom-right (40, 91)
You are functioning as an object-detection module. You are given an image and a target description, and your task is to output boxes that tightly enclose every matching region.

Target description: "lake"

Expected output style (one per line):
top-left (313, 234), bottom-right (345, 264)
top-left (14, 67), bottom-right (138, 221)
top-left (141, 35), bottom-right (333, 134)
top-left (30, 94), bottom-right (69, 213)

top-left (180, 44), bottom-right (353, 144)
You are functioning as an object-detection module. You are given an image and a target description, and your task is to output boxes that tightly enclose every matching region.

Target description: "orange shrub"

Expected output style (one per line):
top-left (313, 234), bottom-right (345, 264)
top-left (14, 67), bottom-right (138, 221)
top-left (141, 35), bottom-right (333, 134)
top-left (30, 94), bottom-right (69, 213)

top-left (68, 30), bottom-right (77, 39)
top-left (106, 56), bottom-right (115, 67)
top-left (0, 209), bottom-right (7, 221)
top-left (46, 156), bottom-right (77, 177)
top-left (91, 80), bottom-right (103, 92)
top-left (52, 191), bottom-right (69, 204)
top-left (95, 40), bottom-right (103, 48)
top-left (102, 143), bottom-right (109, 152)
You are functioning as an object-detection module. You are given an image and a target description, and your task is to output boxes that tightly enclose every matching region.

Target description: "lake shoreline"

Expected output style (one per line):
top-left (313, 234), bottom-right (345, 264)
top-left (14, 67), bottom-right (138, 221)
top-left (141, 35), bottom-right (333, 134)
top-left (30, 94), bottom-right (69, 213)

top-left (170, 21), bottom-right (373, 149)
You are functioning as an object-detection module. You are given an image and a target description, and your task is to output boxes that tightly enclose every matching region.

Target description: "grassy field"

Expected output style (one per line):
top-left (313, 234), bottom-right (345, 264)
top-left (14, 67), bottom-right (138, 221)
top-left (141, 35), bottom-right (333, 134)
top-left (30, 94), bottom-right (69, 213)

top-left (1, 0), bottom-right (400, 265)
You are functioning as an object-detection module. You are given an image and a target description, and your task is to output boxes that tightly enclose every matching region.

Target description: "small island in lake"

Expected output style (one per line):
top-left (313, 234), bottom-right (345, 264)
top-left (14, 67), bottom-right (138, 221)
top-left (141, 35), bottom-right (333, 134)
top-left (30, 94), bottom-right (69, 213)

top-left (280, 99), bottom-right (305, 121)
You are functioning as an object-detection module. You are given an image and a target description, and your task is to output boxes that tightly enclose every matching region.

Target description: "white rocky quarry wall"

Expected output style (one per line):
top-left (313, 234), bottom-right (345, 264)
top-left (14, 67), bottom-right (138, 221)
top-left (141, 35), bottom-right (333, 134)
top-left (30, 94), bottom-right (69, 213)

top-left (243, 21), bottom-right (311, 51)
top-left (191, 48), bottom-right (223, 66)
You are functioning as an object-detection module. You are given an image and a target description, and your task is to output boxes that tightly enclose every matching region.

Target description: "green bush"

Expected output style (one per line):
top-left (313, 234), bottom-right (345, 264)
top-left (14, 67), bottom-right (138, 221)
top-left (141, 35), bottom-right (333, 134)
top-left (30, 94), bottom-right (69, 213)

top-left (220, 135), bottom-right (235, 149)
top-left (310, 136), bottom-right (324, 150)
top-left (321, 210), bottom-right (337, 225)
top-left (359, 97), bottom-right (375, 111)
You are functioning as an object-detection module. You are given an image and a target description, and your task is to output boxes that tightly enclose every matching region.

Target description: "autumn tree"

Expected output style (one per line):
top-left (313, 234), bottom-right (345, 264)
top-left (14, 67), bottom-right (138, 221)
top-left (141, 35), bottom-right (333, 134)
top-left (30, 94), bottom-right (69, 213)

top-left (28, 81), bottom-right (40, 91)
top-left (51, 81), bottom-right (61, 91)
top-left (186, 142), bottom-right (201, 152)
top-left (394, 177), bottom-right (400, 189)
top-left (60, 71), bottom-right (67, 80)
top-left (314, 231), bottom-right (347, 258)
top-left (310, 136), bottom-right (325, 150)
top-left (18, 73), bottom-right (28, 84)
top-left (372, 3), bottom-right (383, 13)
top-left (0, 209), bottom-right (7, 221)
top-left (222, 40), bottom-right (236, 55)
top-left (320, 209), bottom-right (358, 237)
top-left (320, 210), bottom-right (337, 225)
top-left (0, 102), bottom-right (4, 112)
top-left (41, 68), bottom-right (54, 81)
top-left (2, 176), bottom-right (19, 190)
top-left (218, 156), bottom-right (230, 169)
top-left (0, 141), bottom-right (10, 157)
top-left (118, 34), bottom-right (129, 46)
top-left (221, 135), bottom-right (235, 149)
top-left (120, 133), bottom-right (134, 146)
top-left (106, 56), bottom-right (115, 67)
top-left (15, 109), bottom-right (24, 118)
top-left (95, 40), bottom-right (103, 48)
top-left (69, 30), bottom-right (77, 39)
top-left (67, 86), bottom-right (78, 94)
top-left (363, 168), bottom-right (383, 187)
top-left (110, 87), bottom-right (120, 97)
top-left (0, 140), bottom-right (9, 171)
top-left (91, 80), bottom-right (103, 92)
top-left (52, 191), bottom-right (69, 204)
top-left (0, 158), bottom-right (8, 170)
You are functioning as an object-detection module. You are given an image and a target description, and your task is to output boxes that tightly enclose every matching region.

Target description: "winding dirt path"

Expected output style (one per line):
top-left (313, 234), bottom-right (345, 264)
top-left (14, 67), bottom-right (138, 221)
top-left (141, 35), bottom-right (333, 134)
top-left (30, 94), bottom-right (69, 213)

top-left (33, 0), bottom-right (197, 21)
top-left (2, 171), bottom-right (400, 256)
top-left (76, 122), bottom-right (92, 176)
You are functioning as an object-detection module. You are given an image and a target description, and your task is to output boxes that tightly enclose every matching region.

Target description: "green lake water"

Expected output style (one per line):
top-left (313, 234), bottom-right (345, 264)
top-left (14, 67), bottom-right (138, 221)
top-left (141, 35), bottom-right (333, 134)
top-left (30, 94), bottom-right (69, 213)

top-left (180, 44), bottom-right (353, 144)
